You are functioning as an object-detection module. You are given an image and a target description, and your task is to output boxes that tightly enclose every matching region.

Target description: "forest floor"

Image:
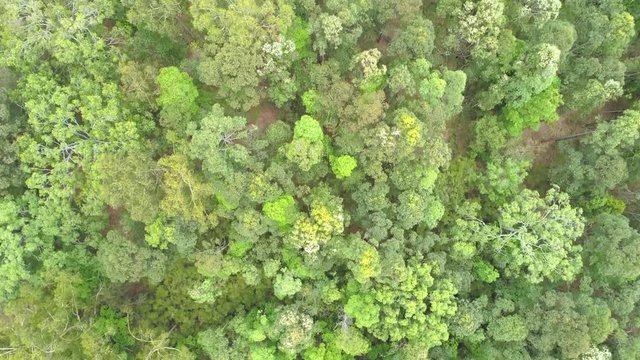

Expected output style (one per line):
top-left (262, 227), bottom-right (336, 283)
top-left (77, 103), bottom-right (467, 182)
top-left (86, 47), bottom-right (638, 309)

top-left (518, 113), bottom-right (584, 190)
top-left (516, 114), bottom-right (582, 162)
top-left (247, 101), bottom-right (279, 132)
top-left (101, 206), bottom-right (122, 235)
top-left (518, 100), bottom-right (629, 189)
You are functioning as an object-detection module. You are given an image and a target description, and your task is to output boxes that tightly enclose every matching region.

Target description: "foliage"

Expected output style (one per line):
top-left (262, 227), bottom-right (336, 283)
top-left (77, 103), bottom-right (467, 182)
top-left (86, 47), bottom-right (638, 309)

top-left (96, 230), bottom-right (166, 284)
top-left (552, 109), bottom-right (640, 196)
top-left (263, 195), bottom-right (298, 228)
top-left (286, 115), bottom-right (325, 171)
top-left (494, 187), bottom-right (585, 283)
top-left (502, 78), bottom-right (563, 136)
top-left (330, 155), bottom-right (357, 179)
top-left (156, 66), bottom-right (199, 134)
top-left (0, 1), bottom-right (639, 359)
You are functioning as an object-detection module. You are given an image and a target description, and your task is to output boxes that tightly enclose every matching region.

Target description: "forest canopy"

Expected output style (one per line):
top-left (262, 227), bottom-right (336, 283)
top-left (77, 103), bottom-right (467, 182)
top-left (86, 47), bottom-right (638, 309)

top-left (1, 0), bottom-right (640, 359)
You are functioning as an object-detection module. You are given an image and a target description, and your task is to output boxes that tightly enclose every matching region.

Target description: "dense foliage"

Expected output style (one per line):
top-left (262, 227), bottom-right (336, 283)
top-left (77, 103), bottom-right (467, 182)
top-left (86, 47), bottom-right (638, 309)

top-left (0, 0), bottom-right (639, 359)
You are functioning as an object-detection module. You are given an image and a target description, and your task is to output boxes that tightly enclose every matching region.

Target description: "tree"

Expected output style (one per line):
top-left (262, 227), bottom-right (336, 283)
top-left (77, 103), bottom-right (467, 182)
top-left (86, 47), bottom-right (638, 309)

top-left (287, 188), bottom-right (345, 254)
top-left (273, 272), bottom-right (302, 299)
top-left (157, 154), bottom-right (216, 227)
top-left (0, 270), bottom-right (111, 358)
top-left (96, 231), bottom-right (166, 284)
top-left (479, 43), bottom-right (561, 110)
top-left (312, 14), bottom-right (344, 57)
top-left (334, 327), bottom-right (370, 356)
top-left (581, 347), bottom-right (612, 360)
top-left (552, 109), bottom-right (640, 196)
top-left (190, 0), bottom-right (295, 110)
top-left (471, 115), bottom-right (508, 157)
top-left (487, 315), bottom-right (528, 342)
top-left (395, 190), bottom-right (444, 230)
top-left (351, 49), bottom-right (387, 92)
top-left (156, 66), bottom-right (199, 134)
top-left (91, 151), bottom-right (161, 224)
top-left (123, 0), bottom-right (186, 40)
top-left (330, 155), bottom-right (357, 179)
top-left (344, 236), bottom-right (381, 284)
top-left (559, 0), bottom-right (635, 111)
top-left (583, 214), bottom-right (640, 285)
top-left (274, 307), bottom-right (314, 354)
top-left (501, 78), bottom-right (562, 136)
top-left (0, 200), bottom-right (29, 302)
top-left (285, 115), bottom-right (326, 171)
top-left (525, 290), bottom-right (615, 359)
top-left (518, 0), bottom-right (562, 28)
top-left (477, 157), bottom-right (530, 204)
top-left (493, 187), bottom-right (584, 283)
top-left (344, 293), bottom-right (380, 328)
top-left (387, 17), bottom-right (435, 60)
top-left (0, 72), bottom-right (24, 195)
top-left (263, 195), bottom-right (298, 228)
top-left (438, 0), bottom-right (506, 58)
top-left (189, 104), bottom-right (249, 176)
top-left (366, 258), bottom-right (456, 352)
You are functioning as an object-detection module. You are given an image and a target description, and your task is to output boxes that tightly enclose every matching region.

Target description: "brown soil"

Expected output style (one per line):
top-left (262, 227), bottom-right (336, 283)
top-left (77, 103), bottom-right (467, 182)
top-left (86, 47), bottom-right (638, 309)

top-left (247, 101), bottom-right (279, 133)
top-left (100, 206), bottom-right (122, 235)
top-left (512, 100), bottom-right (631, 190)
top-left (446, 114), bottom-right (474, 156)
top-left (514, 99), bottom-right (629, 167)
top-left (511, 113), bottom-right (586, 167)
top-left (102, 18), bottom-right (116, 31)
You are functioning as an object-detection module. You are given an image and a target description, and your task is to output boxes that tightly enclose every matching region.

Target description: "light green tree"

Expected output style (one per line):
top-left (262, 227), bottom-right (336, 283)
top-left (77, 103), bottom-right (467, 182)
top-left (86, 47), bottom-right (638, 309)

top-left (286, 115), bottom-right (325, 171)
top-left (330, 155), bottom-right (357, 179)
top-left (156, 66), bottom-right (199, 134)
top-left (263, 195), bottom-right (298, 228)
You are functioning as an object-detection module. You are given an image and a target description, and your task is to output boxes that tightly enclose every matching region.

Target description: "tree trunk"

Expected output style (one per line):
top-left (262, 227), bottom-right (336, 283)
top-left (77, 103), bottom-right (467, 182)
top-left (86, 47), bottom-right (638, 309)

top-left (542, 131), bottom-right (593, 143)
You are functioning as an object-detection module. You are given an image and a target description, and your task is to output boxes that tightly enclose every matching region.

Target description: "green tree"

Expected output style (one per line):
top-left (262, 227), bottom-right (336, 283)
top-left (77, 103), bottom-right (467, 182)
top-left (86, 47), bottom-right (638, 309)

top-left (91, 151), bottom-right (161, 224)
top-left (438, 0), bottom-right (506, 59)
top-left (330, 155), bottom-right (357, 179)
top-left (479, 43), bottom-right (561, 110)
top-left (478, 157), bottom-right (530, 204)
top-left (263, 195), bottom-right (298, 228)
top-left (487, 315), bottom-right (528, 342)
top-left (501, 78), bottom-right (562, 136)
top-left (334, 327), bottom-right (370, 356)
top-left (0, 73), bottom-right (23, 195)
top-left (286, 115), bottom-right (325, 171)
top-left (0, 200), bottom-right (30, 302)
top-left (559, 0), bottom-right (635, 112)
top-left (189, 104), bottom-right (249, 176)
top-left (583, 214), bottom-right (640, 285)
top-left (273, 271), bottom-right (302, 299)
top-left (344, 293), bottom-right (380, 328)
top-left (158, 154), bottom-right (216, 227)
top-left (190, 0), bottom-right (294, 110)
top-left (123, 0), bottom-right (186, 39)
top-left (387, 17), bottom-right (435, 60)
top-left (96, 231), bottom-right (166, 284)
top-left (156, 66), bottom-right (199, 134)
top-left (552, 109), bottom-right (640, 196)
top-left (493, 187), bottom-right (584, 283)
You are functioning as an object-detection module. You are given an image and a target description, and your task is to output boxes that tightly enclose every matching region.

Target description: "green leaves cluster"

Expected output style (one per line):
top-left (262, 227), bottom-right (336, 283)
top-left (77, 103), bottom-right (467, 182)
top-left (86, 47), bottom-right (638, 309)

top-left (0, 1), bottom-right (639, 359)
